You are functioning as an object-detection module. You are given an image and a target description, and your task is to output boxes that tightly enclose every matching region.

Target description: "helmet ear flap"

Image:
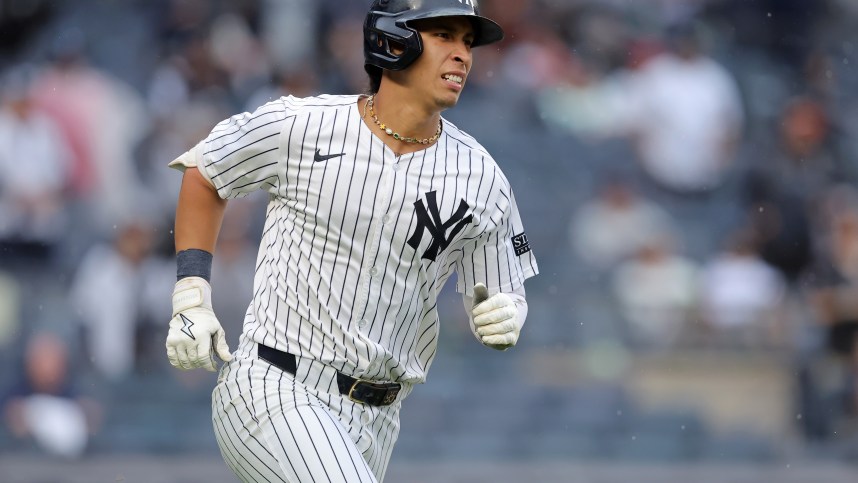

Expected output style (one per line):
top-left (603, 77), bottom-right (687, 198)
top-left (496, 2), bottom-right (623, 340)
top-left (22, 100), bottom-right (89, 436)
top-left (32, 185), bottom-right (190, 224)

top-left (364, 12), bottom-right (424, 71)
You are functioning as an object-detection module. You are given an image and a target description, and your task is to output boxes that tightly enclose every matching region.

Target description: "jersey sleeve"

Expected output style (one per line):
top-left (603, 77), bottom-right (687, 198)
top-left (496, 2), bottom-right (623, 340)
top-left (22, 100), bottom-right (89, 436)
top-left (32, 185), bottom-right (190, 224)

top-left (456, 174), bottom-right (539, 296)
top-left (169, 97), bottom-right (297, 199)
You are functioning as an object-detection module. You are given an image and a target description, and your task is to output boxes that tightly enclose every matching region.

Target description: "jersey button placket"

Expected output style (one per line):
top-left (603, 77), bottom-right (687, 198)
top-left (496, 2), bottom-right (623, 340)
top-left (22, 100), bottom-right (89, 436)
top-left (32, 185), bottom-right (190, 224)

top-left (354, 157), bottom-right (391, 331)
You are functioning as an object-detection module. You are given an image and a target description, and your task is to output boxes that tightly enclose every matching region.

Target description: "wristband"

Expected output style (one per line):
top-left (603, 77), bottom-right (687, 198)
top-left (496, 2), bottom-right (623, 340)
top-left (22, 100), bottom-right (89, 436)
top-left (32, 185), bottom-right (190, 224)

top-left (177, 249), bottom-right (213, 282)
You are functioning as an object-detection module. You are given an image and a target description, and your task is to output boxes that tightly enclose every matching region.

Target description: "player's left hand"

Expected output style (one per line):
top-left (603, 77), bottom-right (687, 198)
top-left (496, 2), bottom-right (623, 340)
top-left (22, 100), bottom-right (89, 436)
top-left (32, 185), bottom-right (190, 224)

top-left (471, 283), bottom-right (520, 350)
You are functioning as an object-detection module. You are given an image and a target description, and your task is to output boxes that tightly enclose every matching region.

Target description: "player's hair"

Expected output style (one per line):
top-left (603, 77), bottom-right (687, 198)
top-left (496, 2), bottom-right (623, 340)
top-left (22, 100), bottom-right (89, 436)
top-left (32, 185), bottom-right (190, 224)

top-left (367, 65), bottom-right (382, 93)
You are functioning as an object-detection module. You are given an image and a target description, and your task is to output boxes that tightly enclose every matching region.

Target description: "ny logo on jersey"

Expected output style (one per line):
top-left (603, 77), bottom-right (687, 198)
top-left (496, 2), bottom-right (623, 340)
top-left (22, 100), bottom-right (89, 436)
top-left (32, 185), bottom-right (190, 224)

top-left (407, 191), bottom-right (473, 262)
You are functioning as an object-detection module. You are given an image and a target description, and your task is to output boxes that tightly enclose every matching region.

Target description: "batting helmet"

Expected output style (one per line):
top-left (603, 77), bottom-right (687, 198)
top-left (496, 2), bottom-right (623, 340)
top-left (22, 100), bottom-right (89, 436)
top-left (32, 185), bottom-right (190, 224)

top-left (364, 0), bottom-right (504, 74)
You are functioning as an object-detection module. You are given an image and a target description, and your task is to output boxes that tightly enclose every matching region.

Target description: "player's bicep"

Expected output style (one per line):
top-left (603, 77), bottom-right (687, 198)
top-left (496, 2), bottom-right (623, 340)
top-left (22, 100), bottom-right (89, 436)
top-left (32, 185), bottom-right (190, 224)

top-left (175, 167), bottom-right (228, 253)
top-left (455, 191), bottom-right (538, 296)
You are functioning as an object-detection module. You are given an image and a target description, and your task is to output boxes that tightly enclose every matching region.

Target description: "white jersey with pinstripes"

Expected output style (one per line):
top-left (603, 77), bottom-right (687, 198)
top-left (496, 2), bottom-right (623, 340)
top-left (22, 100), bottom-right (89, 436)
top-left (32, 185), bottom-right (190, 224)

top-left (189, 94), bottom-right (538, 384)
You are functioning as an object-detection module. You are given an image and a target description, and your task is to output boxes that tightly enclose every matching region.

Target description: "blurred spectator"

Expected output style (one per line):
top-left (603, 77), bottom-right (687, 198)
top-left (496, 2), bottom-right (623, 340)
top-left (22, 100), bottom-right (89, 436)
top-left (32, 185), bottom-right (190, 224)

top-left (742, 96), bottom-right (842, 284)
top-left (750, 96), bottom-right (846, 207)
top-left (612, 233), bottom-right (699, 349)
top-left (622, 20), bottom-right (743, 194)
top-left (30, 31), bottom-right (148, 231)
top-left (570, 175), bottom-right (675, 270)
top-left (535, 63), bottom-right (630, 140)
top-left (69, 220), bottom-right (172, 380)
top-left (0, 66), bottom-right (72, 255)
top-left (804, 186), bottom-right (858, 430)
top-left (697, 229), bottom-right (786, 348)
top-left (533, 6), bottom-right (635, 139)
top-left (1, 332), bottom-right (99, 459)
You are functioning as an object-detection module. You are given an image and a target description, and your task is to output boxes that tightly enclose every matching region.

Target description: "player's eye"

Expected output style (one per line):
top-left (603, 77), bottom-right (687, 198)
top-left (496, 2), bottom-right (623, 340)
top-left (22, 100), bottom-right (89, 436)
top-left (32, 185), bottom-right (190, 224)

top-left (434, 32), bottom-right (451, 40)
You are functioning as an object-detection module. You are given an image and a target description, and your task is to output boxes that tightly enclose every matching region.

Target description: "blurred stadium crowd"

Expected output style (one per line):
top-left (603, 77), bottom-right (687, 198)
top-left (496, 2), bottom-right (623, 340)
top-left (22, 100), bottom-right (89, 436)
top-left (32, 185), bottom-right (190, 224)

top-left (1, 0), bottom-right (858, 468)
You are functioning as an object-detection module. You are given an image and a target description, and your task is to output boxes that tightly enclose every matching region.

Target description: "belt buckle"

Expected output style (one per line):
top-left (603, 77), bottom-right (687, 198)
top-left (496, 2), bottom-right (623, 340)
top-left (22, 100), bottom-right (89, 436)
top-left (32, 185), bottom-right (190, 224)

top-left (349, 379), bottom-right (364, 404)
top-left (347, 380), bottom-right (400, 406)
top-left (347, 380), bottom-right (364, 404)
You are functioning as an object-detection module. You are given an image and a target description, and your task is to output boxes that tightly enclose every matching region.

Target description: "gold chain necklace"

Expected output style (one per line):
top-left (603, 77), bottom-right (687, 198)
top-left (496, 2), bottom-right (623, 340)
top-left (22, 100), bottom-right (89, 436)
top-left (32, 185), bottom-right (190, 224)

top-left (365, 95), bottom-right (442, 145)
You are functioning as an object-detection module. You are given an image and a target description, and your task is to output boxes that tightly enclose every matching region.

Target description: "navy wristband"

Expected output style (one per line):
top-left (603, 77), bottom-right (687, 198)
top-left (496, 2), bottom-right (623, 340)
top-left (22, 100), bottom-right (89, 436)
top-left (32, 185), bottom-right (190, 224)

top-left (177, 249), bottom-right (213, 282)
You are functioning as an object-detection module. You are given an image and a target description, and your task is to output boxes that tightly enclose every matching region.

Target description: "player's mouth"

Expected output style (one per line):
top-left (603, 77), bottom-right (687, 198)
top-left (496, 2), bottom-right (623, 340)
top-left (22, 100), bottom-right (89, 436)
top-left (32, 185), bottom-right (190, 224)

top-left (442, 73), bottom-right (465, 91)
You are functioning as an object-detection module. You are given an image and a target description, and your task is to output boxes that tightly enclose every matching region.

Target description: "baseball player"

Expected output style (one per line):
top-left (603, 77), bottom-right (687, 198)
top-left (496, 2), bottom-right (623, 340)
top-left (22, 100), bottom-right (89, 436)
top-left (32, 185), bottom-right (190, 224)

top-left (165, 1), bottom-right (538, 481)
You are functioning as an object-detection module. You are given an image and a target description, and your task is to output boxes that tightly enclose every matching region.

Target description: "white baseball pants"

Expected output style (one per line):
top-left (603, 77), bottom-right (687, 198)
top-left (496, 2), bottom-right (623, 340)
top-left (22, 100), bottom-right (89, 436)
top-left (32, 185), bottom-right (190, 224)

top-left (211, 351), bottom-right (412, 482)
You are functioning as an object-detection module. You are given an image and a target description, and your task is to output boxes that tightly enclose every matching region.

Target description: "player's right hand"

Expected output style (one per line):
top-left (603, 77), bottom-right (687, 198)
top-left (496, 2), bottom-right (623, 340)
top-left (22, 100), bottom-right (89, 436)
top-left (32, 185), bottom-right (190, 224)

top-left (166, 276), bottom-right (233, 371)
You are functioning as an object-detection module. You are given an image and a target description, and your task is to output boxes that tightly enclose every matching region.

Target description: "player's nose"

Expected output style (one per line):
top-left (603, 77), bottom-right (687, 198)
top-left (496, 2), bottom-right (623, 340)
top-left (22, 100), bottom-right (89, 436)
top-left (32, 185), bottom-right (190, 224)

top-left (451, 44), bottom-right (472, 70)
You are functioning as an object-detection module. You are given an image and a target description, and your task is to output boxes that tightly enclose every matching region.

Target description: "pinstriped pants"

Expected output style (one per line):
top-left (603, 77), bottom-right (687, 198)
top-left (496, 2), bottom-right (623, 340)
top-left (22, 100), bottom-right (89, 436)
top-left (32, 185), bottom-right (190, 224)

top-left (211, 352), bottom-right (412, 482)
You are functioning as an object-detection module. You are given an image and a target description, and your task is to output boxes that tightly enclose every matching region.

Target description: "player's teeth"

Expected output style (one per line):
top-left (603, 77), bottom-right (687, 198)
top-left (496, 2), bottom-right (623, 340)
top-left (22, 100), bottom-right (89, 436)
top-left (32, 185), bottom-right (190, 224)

top-left (443, 75), bottom-right (463, 84)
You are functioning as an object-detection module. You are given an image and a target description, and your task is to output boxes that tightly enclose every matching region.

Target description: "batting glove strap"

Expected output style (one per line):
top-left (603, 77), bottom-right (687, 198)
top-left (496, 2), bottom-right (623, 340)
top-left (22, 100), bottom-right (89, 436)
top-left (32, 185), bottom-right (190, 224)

top-left (171, 276), bottom-right (213, 316)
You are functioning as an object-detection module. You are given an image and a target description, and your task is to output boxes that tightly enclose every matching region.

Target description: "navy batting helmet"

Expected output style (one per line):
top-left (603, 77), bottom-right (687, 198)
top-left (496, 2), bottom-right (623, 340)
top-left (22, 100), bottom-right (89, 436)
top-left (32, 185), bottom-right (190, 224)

top-left (364, 0), bottom-right (504, 74)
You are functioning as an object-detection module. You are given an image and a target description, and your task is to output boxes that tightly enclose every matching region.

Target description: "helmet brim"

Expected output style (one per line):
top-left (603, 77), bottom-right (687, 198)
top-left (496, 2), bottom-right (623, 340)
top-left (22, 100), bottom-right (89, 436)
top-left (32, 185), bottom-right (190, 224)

top-left (401, 10), bottom-right (504, 47)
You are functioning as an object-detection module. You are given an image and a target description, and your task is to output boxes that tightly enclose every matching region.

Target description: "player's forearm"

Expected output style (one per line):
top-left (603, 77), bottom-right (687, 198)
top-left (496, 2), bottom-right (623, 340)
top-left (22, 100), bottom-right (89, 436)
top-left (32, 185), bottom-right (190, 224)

top-left (175, 167), bottom-right (227, 253)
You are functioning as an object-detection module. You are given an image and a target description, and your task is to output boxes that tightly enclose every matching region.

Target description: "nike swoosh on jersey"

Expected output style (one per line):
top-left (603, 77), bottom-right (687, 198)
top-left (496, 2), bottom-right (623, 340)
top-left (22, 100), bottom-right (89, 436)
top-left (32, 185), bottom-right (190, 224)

top-left (314, 149), bottom-right (345, 162)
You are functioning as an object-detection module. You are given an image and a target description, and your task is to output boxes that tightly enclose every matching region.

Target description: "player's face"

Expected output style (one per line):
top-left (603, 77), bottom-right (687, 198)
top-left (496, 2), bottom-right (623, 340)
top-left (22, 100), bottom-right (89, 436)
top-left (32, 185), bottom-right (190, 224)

top-left (406, 17), bottom-right (475, 109)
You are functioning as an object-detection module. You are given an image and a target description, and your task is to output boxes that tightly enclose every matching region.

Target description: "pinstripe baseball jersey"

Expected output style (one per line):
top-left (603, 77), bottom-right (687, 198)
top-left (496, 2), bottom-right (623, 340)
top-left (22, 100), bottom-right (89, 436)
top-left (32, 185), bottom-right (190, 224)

top-left (171, 94), bottom-right (538, 385)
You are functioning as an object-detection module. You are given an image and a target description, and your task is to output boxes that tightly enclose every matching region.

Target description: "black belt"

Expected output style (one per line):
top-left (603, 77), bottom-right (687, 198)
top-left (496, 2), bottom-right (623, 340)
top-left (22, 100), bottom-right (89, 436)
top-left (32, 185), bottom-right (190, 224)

top-left (257, 344), bottom-right (401, 406)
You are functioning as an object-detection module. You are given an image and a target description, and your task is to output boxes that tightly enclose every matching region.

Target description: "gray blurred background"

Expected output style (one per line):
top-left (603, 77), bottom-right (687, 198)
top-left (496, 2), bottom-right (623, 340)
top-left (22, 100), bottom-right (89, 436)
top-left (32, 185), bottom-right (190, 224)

top-left (1, 0), bottom-right (858, 481)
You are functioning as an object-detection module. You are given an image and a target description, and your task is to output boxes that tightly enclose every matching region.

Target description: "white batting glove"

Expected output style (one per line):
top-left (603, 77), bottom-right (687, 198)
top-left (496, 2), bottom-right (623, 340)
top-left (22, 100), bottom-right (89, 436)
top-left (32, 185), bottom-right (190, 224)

top-left (471, 283), bottom-right (521, 351)
top-left (166, 277), bottom-right (233, 371)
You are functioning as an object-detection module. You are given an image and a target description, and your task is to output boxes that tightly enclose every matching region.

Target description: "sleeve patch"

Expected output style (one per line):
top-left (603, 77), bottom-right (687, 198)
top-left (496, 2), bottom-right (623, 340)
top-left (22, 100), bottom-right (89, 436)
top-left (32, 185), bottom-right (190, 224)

top-left (512, 233), bottom-right (531, 256)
